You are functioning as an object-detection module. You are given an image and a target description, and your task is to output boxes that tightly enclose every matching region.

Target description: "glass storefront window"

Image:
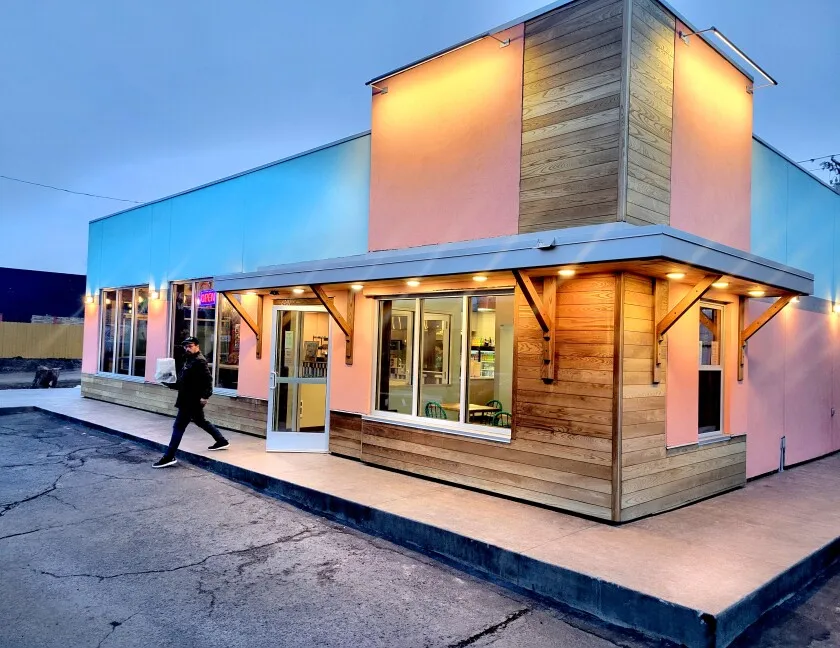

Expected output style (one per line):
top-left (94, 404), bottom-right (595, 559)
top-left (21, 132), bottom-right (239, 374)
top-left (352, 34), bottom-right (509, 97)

top-left (100, 290), bottom-right (116, 373)
top-left (172, 283), bottom-right (194, 371)
top-left (375, 293), bottom-right (513, 433)
top-left (215, 294), bottom-right (242, 390)
top-left (115, 289), bottom-right (134, 375)
top-left (133, 288), bottom-right (148, 378)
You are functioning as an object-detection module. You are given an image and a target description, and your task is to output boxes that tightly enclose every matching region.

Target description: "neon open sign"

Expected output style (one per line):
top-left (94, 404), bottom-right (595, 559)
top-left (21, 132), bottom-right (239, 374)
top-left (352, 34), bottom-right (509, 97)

top-left (198, 290), bottom-right (216, 307)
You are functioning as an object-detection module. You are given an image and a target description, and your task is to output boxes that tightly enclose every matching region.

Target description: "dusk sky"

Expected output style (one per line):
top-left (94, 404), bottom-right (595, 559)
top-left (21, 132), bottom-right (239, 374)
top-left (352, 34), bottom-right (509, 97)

top-left (1, 0), bottom-right (838, 275)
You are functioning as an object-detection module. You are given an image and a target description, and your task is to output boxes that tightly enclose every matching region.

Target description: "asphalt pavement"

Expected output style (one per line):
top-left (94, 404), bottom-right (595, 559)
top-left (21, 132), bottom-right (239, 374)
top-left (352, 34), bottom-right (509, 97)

top-left (0, 411), bottom-right (670, 648)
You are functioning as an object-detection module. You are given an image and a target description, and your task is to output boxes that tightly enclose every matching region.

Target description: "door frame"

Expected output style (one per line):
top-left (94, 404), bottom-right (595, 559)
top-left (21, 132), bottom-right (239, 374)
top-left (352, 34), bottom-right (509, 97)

top-left (266, 304), bottom-right (331, 452)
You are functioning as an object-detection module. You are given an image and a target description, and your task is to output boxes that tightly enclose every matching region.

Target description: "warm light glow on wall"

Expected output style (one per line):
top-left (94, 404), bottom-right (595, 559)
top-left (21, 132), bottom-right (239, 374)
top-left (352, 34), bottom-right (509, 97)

top-left (84, 295), bottom-right (94, 304)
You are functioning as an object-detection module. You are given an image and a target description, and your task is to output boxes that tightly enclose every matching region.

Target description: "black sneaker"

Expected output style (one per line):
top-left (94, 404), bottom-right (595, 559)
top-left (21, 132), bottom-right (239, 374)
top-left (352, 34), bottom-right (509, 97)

top-left (208, 440), bottom-right (230, 451)
top-left (152, 457), bottom-right (177, 468)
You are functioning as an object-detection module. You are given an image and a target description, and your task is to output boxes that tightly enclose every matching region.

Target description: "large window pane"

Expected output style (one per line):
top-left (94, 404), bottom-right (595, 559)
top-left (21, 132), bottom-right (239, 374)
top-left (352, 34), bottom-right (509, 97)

top-left (698, 304), bottom-right (723, 434)
top-left (172, 283), bottom-right (193, 370)
top-left (419, 297), bottom-right (463, 422)
top-left (215, 294), bottom-right (241, 389)
top-left (115, 289), bottom-right (133, 375)
top-left (132, 288), bottom-right (148, 377)
top-left (195, 280), bottom-right (216, 369)
top-left (100, 290), bottom-right (116, 373)
top-left (376, 299), bottom-right (416, 414)
top-left (467, 294), bottom-right (514, 428)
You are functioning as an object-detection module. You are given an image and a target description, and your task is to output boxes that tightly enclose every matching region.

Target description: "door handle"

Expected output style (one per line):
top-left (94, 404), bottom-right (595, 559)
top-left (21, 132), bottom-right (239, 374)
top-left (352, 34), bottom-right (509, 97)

top-left (269, 372), bottom-right (277, 389)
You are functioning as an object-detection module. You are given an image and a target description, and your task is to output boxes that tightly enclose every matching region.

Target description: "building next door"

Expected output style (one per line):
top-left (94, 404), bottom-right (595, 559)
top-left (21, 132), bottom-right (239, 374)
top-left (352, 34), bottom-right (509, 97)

top-left (267, 305), bottom-right (330, 452)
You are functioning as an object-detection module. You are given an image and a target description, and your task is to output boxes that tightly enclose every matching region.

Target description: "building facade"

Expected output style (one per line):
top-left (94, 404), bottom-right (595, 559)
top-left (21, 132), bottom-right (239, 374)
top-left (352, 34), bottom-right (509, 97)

top-left (81, 0), bottom-right (839, 522)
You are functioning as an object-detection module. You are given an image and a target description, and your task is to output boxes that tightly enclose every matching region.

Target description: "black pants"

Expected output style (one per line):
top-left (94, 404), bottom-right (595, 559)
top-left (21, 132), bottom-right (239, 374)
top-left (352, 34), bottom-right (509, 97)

top-left (162, 404), bottom-right (226, 461)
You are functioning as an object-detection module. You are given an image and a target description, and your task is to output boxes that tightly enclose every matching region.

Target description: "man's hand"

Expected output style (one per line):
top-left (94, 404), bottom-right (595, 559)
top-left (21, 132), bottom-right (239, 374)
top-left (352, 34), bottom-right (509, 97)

top-left (200, 398), bottom-right (208, 406)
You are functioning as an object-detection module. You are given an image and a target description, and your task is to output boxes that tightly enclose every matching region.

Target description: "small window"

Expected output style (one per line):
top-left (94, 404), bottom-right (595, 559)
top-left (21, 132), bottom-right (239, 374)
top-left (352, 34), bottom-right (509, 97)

top-left (698, 303), bottom-right (723, 435)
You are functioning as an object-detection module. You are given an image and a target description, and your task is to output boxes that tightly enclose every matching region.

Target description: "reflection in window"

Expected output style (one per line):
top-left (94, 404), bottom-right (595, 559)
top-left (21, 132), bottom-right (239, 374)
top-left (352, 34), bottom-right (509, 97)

top-left (376, 299), bottom-right (415, 415)
top-left (420, 297), bottom-right (462, 422)
top-left (100, 290), bottom-right (116, 373)
top-left (171, 280), bottom-right (216, 378)
top-left (468, 295), bottom-right (514, 428)
top-left (215, 294), bottom-right (241, 390)
top-left (698, 304), bottom-right (723, 434)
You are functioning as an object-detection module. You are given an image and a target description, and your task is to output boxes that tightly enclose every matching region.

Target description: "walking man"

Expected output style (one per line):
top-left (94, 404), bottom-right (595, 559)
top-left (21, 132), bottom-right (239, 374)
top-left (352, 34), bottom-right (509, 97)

top-left (153, 336), bottom-right (230, 468)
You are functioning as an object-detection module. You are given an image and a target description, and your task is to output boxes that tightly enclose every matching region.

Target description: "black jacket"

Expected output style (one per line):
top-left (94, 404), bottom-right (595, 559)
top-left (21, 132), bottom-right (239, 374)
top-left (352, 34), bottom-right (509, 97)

top-left (166, 352), bottom-right (213, 409)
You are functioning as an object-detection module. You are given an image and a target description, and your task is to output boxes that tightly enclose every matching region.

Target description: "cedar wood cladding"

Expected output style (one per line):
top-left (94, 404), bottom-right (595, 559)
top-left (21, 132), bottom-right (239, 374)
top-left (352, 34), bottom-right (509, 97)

top-left (519, 0), bottom-right (676, 231)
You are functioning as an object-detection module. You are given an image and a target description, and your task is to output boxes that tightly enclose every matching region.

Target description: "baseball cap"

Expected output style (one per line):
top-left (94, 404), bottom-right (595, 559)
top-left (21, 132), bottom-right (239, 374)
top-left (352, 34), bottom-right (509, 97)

top-left (181, 336), bottom-right (199, 347)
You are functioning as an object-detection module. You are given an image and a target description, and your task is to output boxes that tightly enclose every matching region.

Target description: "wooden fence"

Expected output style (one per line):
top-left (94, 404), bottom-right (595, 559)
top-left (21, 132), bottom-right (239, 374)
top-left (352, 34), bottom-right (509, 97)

top-left (0, 322), bottom-right (84, 359)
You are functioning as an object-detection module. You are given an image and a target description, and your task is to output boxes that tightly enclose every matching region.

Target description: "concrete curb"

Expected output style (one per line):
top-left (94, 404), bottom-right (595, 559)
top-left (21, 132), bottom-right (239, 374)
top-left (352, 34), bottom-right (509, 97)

top-left (4, 406), bottom-right (838, 647)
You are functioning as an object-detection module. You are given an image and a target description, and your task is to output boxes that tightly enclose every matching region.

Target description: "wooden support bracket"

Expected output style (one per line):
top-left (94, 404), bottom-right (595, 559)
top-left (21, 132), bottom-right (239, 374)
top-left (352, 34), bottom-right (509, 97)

top-left (513, 270), bottom-right (556, 383)
top-left (738, 294), bottom-right (795, 381)
top-left (652, 274), bottom-right (722, 384)
top-left (311, 285), bottom-right (355, 365)
top-left (222, 292), bottom-right (263, 359)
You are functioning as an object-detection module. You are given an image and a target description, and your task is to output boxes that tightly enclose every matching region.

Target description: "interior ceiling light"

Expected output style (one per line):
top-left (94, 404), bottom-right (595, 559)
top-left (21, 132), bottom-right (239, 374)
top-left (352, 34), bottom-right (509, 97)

top-left (406, 279), bottom-right (421, 287)
top-left (666, 272), bottom-right (686, 280)
top-left (558, 269), bottom-right (575, 277)
top-left (712, 282), bottom-right (729, 289)
top-left (350, 284), bottom-right (364, 291)
top-left (678, 26), bottom-right (778, 91)
top-left (748, 290), bottom-right (765, 297)
top-left (472, 275), bottom-right (488, 282)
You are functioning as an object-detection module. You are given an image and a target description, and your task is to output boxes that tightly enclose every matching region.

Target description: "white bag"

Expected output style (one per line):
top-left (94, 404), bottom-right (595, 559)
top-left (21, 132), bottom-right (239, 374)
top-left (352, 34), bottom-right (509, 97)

top-left (155, 358), bottom-right (177, 384)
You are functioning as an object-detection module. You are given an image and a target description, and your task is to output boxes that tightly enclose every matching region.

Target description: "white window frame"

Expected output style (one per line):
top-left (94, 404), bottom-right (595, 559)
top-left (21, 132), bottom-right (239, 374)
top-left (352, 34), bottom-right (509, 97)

top-left (97, 286), bottom-right (147, 381)
top-left (369, 291), bottom-right (514, 443)
top-left (698, 301), bottom-right (725, 439)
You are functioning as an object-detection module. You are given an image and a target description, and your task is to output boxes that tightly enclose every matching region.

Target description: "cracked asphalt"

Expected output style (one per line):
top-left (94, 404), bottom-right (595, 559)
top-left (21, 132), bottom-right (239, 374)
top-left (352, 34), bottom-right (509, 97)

top-left (0, 411), bottom-right (671, 648)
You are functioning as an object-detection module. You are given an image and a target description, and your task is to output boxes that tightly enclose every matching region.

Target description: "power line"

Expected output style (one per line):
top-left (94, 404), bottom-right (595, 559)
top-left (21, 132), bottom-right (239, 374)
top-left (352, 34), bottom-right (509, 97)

top-left (797, 154), bottom-right (840, 164)
top-left (0, 174), bottom-right (141, 203)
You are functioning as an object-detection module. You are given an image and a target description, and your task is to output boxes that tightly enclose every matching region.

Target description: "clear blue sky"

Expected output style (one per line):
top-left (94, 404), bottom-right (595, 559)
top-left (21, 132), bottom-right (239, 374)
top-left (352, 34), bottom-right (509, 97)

top-left (1, 0), bottom-right (837, 274)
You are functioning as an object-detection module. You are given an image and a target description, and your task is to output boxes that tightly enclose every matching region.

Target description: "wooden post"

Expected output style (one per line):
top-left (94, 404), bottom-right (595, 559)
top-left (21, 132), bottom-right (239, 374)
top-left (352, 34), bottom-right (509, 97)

top-left (738, 296), bottom-right (746, 381)
top-left (513, 270), bottom-right (555, 383)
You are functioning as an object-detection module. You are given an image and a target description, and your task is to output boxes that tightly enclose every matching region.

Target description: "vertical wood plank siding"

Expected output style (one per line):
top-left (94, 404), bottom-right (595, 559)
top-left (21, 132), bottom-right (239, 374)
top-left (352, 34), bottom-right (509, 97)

top-left (359, 275), bottom-right (617, 520)
top-left (519, 0), bottom-right (624, 232)
top-left (624, 0), bottom-right (675, 225)
top-left (80, 374), bottom-right (268, 437)
top-left (617, 275), bottom-right (746, 521)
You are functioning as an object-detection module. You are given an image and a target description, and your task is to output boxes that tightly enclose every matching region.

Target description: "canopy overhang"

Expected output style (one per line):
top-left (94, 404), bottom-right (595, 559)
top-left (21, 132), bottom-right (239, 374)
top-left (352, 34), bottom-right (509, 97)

top-left (214, 224), bottom-right (813, 297)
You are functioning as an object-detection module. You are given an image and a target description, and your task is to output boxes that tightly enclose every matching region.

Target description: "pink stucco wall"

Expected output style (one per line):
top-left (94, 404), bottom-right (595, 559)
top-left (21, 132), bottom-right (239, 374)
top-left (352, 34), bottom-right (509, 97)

top-left (368, 24), bottom-right (524, 252)
top-left (665, 283), bottom-right (748, 447)
top-left (670, 21), bottom-right (753, 250)
top-left (82, 302), bottom-right (99, 374)
top-left (328, 292), bottom-right (374, 415)
top-left (237, 294), bottom-right (273, 401)
top-left (144, 296), bottom-right (170, 382)
top-left (746, 303), bottom-right (840, 477)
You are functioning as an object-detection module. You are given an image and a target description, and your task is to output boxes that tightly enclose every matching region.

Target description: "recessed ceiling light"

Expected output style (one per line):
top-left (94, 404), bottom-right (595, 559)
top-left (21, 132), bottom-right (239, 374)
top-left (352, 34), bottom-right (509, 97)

top-left (406, 279), bottom-right (421, 287)
top-left (712, 282), bottom-right (729, 289)
top-left (292, 288), bottom-right (305, 295)
top-left (558, 269), bottom-right (575, 277)
top-left (245, 291), bottom-right (256, 295)
top-left (666, 272), bottom-right (685, 280)
top-left (350, 284), bottom-right (364, 291)
top-left (472, 275), bottom-right (487, 282)
top-left (748, 290), bottom-right (765, 298)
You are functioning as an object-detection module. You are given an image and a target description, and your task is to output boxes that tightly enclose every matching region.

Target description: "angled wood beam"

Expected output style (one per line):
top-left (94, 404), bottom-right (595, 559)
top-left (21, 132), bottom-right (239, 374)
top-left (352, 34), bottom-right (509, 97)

top-left (652, 274), bottom-right (722, 384)
top-left (222, 292), bottom-right (263, 359)
top-left (513, 270), bottom-right (556, 383)
top-left (311, 285), bottom-right (354, 365)
top-left (739, 294), bottom-right (795, 381)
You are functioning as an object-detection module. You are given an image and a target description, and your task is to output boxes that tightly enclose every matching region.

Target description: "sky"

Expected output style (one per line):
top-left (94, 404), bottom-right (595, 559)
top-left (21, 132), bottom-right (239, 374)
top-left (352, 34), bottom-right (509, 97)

top-left (1, 0), bottom-right (838, 275)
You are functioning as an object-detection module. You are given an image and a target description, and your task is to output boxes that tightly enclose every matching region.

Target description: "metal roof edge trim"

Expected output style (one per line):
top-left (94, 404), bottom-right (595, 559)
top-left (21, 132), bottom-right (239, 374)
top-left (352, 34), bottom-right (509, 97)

top-left (88, 131), bottom-right (372, 225)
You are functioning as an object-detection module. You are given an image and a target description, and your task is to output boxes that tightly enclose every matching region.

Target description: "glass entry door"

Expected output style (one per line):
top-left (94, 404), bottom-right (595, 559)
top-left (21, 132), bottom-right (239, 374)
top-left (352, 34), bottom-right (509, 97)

top-left (267, 306), bottom-right (330, 452)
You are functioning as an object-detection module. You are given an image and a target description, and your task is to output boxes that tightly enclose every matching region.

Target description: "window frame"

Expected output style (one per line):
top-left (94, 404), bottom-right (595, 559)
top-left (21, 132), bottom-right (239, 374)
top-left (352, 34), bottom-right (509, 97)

top-left (97, 286), bottom-right (147, 381)
top-left (697, 301), bottom-right (725, 439)
top-left (369, 290), bottom-right (514, 443)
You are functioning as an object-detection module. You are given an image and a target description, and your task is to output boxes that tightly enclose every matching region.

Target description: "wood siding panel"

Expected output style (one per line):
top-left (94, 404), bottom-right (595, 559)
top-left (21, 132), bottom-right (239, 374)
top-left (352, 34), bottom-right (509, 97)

top-left (81, 374), bottom-right (268, 437)
top-left (616, 276), bottom-right (747, 521)
top-left (520, 0), bottom-right (623, 232)
top-left (621, 0), bottom-right (675, 227)
top-left (329, 411), bottom-right (362, 458)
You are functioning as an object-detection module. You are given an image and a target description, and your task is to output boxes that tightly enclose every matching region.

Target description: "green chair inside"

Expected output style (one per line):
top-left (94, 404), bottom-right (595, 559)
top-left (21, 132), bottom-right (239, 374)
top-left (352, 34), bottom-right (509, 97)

top-left (486, 399), bottom-right (503, 410)
top-left (492, 411), bottom-right (512, 427)
top-left (424, 401), bottom-right (447, 419)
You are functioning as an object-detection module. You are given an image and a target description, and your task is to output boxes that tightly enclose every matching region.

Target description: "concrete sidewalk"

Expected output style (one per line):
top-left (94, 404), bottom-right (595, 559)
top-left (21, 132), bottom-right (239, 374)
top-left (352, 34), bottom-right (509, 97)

top-left (2, 388), bottom-right (839, 648)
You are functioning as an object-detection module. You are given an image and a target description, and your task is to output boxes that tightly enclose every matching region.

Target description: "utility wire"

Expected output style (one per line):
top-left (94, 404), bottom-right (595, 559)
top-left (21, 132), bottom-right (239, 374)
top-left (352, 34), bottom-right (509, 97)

top-left (0, 174), bottom-right (141, 203)
top-left (797, 154), bottom-right (840, 164)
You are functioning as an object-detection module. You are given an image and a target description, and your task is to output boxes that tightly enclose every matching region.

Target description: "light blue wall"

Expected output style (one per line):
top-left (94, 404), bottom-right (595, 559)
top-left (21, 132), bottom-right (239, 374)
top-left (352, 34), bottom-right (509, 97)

top-left (752, 138), bottom-right (840, 301)
top-left (86, 133), bottom-right (371, 294)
